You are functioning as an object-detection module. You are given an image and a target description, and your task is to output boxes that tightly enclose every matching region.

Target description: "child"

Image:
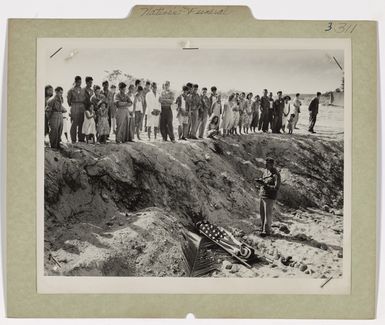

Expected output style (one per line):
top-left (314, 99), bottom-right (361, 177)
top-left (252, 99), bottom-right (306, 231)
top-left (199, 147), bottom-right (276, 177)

top-left (97, 101), bottom-right (110, 144)
top-left (287, 113), bottom-right (295, 134)
top-left (82, 104), bottom-right (96, 144)
top-left (206, 115), bottom-right (221, 139)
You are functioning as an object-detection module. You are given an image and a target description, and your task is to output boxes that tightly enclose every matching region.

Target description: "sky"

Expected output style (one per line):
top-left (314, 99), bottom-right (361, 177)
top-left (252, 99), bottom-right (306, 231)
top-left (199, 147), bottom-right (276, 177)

top-left (44, 47), bottom-right (344, 95)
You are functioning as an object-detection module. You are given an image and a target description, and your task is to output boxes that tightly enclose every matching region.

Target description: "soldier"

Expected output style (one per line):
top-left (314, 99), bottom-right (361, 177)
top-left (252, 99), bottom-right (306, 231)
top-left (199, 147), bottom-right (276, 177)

top-left (84, 76), bottom-right (94, 111)
top-left (46, 87), bottom-right (66, 149)
top-left (67, 76), bottom-right (87, 143)
top-left (188, 84), bottom-right (202, 139)
top-left (273, 91), bottom-right (284, 133)
top-left (159, 80), bottom-right (175, 142)
top-left (256, 158), bottom-right (281, 237)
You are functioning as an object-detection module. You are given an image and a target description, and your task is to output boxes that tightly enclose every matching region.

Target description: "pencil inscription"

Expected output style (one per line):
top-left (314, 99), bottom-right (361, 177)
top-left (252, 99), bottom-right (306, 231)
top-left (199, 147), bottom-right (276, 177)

top-left (139, 7), bottom-right (231, 17)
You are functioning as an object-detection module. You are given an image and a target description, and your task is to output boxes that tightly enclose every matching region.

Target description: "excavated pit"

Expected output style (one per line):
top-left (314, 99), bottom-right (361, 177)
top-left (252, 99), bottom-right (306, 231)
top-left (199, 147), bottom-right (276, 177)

top-left (44, 132), bottom-right (344, 278)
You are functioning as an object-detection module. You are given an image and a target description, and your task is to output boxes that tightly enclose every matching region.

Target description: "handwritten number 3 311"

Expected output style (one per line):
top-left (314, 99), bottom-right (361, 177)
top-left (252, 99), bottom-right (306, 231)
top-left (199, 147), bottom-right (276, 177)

top-left (325, 22), bottom-right (357, 33)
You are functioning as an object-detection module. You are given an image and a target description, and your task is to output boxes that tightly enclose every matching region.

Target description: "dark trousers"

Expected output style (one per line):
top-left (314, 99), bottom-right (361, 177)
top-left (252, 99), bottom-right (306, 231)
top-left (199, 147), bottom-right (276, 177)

top-left (261, 110), bottom-right (269, 132)
top-left (160, 106), bottom-right (175, 141)
top-left (273, 113), bottom-right (282, 133)
top-left (48, 112), bottom-right (63, 149)
top-left (70, 113), bottom-right (85, 143)
top-left (309, 112), bottom-right (317, 131)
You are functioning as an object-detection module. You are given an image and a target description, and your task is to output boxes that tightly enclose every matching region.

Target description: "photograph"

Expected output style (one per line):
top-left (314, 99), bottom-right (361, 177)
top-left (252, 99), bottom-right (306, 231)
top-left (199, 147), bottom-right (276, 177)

top-left (37, 38), bottom-right (351, 293)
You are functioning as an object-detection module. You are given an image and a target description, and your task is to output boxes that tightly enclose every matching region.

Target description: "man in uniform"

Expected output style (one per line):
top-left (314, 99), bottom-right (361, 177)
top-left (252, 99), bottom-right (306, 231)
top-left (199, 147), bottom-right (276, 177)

top-left (256, 157), bottom-right (281, 237)
top-left (273, 91), bottom-right (284, 133)
top-left (67, 76), bottom-right (87, 143)
top-left (308, 92), bottom-right (321, 133)
top-left (46, 86), bottom-right (66, 149)
top-left (84, 76), bottom-right (94, 112)
top-left (159, 80), bottom-right (175, 142)
top-left (259, 89), bottom-right (270, 132)
top-left (188, 84), bottom-right (202, 139)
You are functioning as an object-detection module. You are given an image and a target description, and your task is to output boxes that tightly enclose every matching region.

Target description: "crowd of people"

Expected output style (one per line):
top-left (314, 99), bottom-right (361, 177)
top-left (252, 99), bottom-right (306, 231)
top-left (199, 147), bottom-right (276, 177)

top-left (45, 76), bottom-right (322, 149)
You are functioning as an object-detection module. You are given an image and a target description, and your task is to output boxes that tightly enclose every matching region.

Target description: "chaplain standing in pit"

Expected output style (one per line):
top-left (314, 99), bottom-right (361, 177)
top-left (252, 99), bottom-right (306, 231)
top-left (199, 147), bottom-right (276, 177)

top-left (256, 158), bottom-right (281, 237)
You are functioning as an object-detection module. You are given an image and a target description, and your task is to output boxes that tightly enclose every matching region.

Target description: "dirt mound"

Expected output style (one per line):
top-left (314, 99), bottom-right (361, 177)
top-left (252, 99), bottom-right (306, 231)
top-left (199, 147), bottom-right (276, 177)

top-left (44, 133), bottom-right (344, 277)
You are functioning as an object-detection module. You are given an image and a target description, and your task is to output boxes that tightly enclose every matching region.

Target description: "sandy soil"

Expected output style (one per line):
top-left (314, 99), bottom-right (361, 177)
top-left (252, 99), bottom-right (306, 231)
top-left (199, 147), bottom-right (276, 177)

top-left (45, 117), bottom-right (344, 278)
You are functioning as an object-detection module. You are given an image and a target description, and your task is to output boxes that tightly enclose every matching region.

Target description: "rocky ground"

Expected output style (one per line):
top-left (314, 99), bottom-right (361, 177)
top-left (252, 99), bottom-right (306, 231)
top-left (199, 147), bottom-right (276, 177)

top-left (44, 130), bottom-right (344, 279)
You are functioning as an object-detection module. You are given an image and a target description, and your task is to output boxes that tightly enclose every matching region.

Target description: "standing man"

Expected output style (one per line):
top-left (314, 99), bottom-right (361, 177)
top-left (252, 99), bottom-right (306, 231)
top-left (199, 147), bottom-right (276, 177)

top-left (308, 92), bottom-right (321, 133)
top-left (292, 93), bottom-right (302, 129)
top-left (101, 80), bottom-right (113, 131)
top-left (67, 76), bottom-right (87, 143)
top-left (198, 87), bottom-right (210, 138)
top-left (159, 80), bottom-right (175, 142)
top-left (256, 158), bottom-right (281, 237)
top-left (145, 82), bottom-right (161, 140)
top-left (44, 85), bottom-right (53, 138)
top-left (268, 92), bottom-right (275, 132)
top-left (273, 91), bottom-right (284, 133)
top-left (259, 89), bottom-right (270, 132)
top-left (209, 86), bottom-right (218, 117)
top-left (46, 87), bottom-right (66, 149)
top-left (84, 76), bottom-right (94, 112)
top-left (176, 85), bottom-right (189, 140)
top-left (188, 84), bottom-right (202, 139)
top-left (143, 81), bottom-right (151, 132)
top-left (185, 82), bottom-right (194, 136)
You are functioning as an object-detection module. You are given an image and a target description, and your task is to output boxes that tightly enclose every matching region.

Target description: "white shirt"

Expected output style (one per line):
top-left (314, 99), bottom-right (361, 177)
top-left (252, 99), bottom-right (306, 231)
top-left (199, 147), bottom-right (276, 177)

top-left (180, 95), bottom-right (186, 109)
top-left (145, 91), bottom-right (161, 114)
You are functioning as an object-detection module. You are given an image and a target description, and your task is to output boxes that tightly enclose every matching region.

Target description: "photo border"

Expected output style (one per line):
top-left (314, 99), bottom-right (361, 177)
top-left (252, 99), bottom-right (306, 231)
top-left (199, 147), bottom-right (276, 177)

top-left (6, 5), bottom-right (377, 318)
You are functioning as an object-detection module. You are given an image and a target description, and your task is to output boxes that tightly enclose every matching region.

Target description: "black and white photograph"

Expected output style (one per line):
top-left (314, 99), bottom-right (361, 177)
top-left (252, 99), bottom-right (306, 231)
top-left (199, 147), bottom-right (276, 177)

top-left (37, 38), bottom-right (351, 294)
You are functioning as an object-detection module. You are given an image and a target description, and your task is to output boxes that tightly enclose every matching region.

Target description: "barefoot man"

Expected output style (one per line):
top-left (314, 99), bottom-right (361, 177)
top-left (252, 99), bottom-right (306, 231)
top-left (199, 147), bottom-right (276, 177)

top-left (256, 158), bottom-right (281, 237)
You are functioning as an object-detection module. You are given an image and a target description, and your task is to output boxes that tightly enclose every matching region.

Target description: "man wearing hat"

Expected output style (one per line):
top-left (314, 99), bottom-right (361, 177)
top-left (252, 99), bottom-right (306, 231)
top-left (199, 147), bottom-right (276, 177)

top-left (256, 158), bottom-right (281, 236)
top-left (273, 91), bottom-right (284, 133)
top-left (67, 76), bottom-right (87, 143)
top-left (159, 80), bottom-right (175, 142)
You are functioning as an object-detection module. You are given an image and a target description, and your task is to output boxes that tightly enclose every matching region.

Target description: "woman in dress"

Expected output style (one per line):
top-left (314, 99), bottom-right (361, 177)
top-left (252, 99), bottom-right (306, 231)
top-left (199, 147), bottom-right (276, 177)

top-left (250, 95), bottom-right (260, 133)
top-left (221, 93), bottom-right (235, 137)
top-left (114, 82), bottom-right (134, 143)
top-left (82, 102), bottom-right (96, 144)
top-left (97, 100), bottom-right (110, 144)
top-left (282, 95), bottom-right (291, 133)
top-left (231, 94), bottom-right (240, 135)
top-left (243, 92), bottom-right (253, 134)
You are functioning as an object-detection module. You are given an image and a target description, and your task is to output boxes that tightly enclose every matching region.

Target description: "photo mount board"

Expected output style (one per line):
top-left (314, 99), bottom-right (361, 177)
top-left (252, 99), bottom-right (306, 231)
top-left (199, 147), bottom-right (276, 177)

top-left (5, 5), bottom-right (377, 319)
